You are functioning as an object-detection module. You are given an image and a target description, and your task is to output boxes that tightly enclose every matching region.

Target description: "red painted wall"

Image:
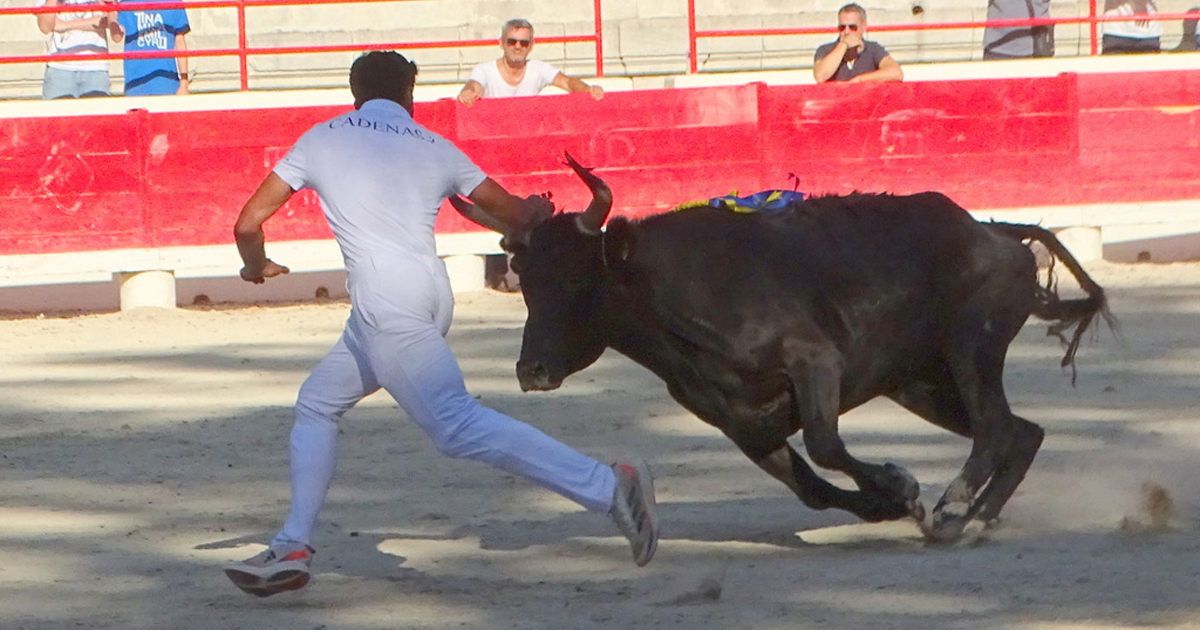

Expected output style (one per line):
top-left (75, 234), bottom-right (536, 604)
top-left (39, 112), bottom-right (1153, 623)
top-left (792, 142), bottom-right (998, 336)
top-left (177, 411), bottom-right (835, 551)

top-left (2, 70), bottom-right (1198, 257)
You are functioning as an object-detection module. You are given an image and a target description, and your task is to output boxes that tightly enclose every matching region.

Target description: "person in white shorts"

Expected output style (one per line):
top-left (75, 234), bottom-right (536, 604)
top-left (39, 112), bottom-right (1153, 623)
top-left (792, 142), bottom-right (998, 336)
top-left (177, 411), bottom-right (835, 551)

top-left (34, 0), bottom-right (112, 99)
top-left (223, 51), bottom-right (657, 598)
top-left (456, 18), bottom-right (604, 106)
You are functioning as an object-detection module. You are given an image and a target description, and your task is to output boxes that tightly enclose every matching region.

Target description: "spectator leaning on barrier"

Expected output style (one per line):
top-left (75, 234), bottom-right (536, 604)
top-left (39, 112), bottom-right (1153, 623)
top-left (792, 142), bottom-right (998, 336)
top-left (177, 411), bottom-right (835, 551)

top-left (34, 0), bottom-right (112, 99)
top-left (1101, 0), bottom-right (1162, 54)
top-left (983, 0), bottom-right (1055, 59)
top-left (457, 17), bottom-right (606, 291)
top-left (456, 18), bottom-right (604, 106)
top-left (813, 3), bottom-right (903, 83)
top-left (108, 0), bottom-right (191, 95)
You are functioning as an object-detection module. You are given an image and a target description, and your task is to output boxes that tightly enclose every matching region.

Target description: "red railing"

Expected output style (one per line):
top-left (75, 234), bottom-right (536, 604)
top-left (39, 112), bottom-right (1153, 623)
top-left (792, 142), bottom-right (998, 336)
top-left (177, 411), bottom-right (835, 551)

top-left (5, 0), bottom-right (1197, 89)
top-left (686, 0), bottom-right (1200, 73)
top-left (0, 0), bottom-right (604, 91)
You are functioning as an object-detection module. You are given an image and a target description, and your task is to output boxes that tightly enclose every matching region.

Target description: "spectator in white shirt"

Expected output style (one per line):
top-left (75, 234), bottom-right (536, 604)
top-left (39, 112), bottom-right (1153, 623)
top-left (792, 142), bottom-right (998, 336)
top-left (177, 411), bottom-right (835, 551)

top-left (456, 18), bottom-right (604, 107)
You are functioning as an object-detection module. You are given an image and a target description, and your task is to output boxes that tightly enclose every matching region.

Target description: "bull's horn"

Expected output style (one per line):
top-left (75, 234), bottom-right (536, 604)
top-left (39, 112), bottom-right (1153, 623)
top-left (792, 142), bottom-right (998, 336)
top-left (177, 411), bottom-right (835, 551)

top-left (449, 195), bottom-right (517, 236)
top-left (563, 152), bottom-right (612, 235)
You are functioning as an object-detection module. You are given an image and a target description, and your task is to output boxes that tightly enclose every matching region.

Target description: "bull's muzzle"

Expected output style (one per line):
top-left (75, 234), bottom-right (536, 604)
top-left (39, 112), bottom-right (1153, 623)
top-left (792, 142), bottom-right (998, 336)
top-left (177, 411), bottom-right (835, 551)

top-left (516, 361), bottom-right (563, 392)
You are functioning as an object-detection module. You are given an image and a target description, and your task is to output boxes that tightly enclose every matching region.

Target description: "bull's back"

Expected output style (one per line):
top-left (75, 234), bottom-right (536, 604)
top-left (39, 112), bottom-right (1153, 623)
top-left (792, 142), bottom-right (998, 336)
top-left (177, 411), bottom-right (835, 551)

top-left (624, 192), bottom-right (1021, 399)
top-left (630, 191), bottom-right (981, 313)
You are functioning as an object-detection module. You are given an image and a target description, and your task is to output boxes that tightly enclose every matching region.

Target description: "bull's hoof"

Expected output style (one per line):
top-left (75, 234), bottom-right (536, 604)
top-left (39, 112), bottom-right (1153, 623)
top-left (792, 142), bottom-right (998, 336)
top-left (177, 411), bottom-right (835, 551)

top-left (857, 464), bottom-right (923, 523)
top-left (884, 463), bottom-right (921, 503)
top-left (924, 508), bottom-right (968, 543)
top-left (909, 499), bottom-right (926, 523)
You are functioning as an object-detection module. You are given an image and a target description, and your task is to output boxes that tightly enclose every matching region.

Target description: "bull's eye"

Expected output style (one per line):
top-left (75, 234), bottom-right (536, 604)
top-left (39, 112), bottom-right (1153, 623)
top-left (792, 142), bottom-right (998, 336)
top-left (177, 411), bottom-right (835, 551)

top-left (509, 256), bottom-right (525, 274)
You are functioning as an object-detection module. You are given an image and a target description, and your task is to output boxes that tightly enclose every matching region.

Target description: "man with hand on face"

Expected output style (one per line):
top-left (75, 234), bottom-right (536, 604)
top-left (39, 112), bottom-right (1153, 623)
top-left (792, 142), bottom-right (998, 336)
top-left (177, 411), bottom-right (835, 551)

top-left (813, 3), bottom-right (904, 83)
top-left (457, 18), bottom-right (604, 106)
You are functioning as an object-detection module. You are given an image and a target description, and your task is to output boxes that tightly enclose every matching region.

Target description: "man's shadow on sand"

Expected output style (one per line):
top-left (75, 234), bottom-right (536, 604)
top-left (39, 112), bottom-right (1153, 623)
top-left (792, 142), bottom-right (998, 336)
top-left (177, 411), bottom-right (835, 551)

top-left (195, 495), bottom-right (938, 582)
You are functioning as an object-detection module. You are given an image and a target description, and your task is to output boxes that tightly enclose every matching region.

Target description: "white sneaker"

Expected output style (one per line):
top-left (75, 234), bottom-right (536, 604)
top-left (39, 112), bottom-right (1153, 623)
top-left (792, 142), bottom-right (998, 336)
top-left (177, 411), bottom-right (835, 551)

top-left (224, 542), bottom-right (314, 597)
top-left (610, 456), bottom-right (660, 567)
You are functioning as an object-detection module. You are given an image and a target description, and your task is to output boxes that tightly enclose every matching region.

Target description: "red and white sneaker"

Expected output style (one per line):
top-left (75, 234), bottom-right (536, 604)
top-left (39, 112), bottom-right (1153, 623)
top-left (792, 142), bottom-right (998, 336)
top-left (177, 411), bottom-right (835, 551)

top-left (224, 543), bottom-right (315, 597)
top-left (610, 456), bottom-right (659, 567)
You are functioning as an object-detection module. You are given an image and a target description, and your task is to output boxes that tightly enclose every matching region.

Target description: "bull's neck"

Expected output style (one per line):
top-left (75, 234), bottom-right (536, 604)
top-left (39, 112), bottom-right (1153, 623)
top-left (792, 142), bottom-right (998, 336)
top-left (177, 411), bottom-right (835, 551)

top-left (598, 277), bottom-right (674, 376)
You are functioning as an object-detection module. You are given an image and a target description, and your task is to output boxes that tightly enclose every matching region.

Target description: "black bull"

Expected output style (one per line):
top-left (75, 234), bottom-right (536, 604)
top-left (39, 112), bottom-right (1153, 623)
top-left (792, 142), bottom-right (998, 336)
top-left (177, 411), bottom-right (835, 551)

top-left (453, 155), bottom-right (1111, 542)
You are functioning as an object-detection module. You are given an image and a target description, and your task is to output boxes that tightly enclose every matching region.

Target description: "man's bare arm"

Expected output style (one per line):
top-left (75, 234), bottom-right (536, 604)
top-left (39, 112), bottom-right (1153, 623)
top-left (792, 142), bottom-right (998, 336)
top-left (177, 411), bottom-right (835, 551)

top-left (37, 0), bottom-right (58, 34)
top-left (552, 72), bottom-right (604, 100)
top-left (813, 41), bottom-right (850, 82)
top-left (38, 0), bottom-right (107, 36)
top-left (457, 79), bottom-right (484, 106)
top-left (175, 33), bottom-right (189, 94)
top-left (464, 178), bottom-right (548, 233)
top-left (848, 55), bottom-right (904, 83)
top-left (233, 172), bottom-right (294, 283)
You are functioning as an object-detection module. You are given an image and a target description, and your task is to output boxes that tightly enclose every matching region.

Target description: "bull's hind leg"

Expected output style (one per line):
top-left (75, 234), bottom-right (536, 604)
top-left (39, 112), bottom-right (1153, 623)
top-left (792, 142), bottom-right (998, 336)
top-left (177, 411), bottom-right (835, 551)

top-left (972, 414), bottom-right (1043, 525)
top-left (892, 369), bottom-right (1044, 539)
top-left (930, 263), bottom-right (1039, 540)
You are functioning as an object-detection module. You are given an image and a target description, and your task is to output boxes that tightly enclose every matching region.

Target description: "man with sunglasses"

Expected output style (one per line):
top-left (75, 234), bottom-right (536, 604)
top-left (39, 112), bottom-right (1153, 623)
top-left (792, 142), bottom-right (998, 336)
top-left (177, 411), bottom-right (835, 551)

top-left (457, 18), bottom-right (604, 106)
top-left (813, 3), bottom-right (904, 83)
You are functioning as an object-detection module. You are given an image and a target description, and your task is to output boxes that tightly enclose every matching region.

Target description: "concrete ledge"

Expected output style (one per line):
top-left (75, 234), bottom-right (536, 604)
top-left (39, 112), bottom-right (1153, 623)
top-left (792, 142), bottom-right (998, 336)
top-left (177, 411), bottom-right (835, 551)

top-left (3, 200), bottom-right (1197, 314)
top-left (0, 231), bottom-right (504, 312)
top-left (0, 77), bottom-right (636, 120)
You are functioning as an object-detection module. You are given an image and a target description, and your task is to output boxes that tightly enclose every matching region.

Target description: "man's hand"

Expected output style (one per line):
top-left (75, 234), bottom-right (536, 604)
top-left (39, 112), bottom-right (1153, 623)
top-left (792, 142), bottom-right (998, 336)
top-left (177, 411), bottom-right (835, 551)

top-left (588, 84), bottom-right (605, 100)
top-left (240, 259), bottom-right (290, 284)
top-left (840, 30), bottom-right (863, 50)
top-left (522, 193), bottom-right (555, 223)
top-left (457, 81), bottom-right (483, 107)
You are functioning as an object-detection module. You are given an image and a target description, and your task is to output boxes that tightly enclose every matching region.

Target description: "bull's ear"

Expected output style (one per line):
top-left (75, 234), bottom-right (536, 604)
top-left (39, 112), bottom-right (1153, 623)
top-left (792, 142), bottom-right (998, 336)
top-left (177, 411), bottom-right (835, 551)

top-left (602, 217), bottom-right (635, 268)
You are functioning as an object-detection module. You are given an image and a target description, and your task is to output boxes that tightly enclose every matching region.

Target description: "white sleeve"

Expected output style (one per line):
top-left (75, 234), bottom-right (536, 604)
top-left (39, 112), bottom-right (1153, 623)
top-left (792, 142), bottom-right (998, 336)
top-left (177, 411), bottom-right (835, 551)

top-left (444, 144), bottom-right (488, 198)
top-left (532, 60), bottom-right (562, 91)
top-left (466, 62), bottom-right (491, 90)
top-left (272, 131), bottom-right (313, 192)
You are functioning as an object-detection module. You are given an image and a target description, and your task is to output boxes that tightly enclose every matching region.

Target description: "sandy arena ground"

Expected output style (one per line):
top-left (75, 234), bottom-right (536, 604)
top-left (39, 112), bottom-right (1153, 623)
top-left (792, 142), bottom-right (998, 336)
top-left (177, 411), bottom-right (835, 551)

top-left (2, 260), bottom-right (1199, 630)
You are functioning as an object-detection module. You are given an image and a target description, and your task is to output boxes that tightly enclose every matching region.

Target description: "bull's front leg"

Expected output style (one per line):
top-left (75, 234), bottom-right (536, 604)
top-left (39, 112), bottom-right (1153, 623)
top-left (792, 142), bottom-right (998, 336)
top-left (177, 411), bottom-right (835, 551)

top-left (789, 358), bottom-right (925, 524)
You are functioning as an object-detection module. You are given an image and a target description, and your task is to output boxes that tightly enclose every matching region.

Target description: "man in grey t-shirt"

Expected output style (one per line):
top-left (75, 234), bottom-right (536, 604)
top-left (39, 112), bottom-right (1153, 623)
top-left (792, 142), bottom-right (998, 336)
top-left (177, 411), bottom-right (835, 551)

top-left (813, 3), bottom-right (903, 83)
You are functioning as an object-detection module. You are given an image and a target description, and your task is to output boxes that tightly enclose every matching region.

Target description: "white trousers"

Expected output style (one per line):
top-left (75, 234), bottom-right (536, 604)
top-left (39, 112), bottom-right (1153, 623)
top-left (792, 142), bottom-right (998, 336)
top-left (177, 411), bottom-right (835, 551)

top-left (272, 253), bottom-right (616, 547)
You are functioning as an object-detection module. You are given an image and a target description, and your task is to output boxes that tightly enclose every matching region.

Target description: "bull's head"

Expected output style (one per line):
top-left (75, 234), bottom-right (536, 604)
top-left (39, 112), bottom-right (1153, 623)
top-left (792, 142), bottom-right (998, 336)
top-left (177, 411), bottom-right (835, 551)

top-left (451, 153), bottom-right (615, 392)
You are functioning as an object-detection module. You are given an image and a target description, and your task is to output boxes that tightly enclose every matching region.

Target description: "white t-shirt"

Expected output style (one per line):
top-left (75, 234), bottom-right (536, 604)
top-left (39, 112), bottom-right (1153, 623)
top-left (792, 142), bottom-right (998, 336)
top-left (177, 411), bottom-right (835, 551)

top-left (1102, 1), bottom-right (1163, 39)
top-left (273, 99), bottom-right (487, 269)
top-left (467, 59), bottom-right (561, 98)
top-left (35, 0), bottom-right (108, 71)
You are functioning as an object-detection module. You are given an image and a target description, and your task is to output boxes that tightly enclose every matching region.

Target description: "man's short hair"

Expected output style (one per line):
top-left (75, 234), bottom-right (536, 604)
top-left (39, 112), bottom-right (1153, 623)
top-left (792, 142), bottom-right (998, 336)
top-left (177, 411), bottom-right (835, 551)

top-left (501, 18), bottom-right (534, 40)
top-left (838, 3), bottom-right (868, 21)
top-left (349, 50), bottom-right (418, 104)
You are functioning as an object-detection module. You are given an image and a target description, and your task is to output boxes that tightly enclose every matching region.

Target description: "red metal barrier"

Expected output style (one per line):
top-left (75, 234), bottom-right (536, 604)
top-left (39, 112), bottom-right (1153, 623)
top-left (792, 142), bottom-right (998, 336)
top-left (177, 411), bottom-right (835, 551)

top-left (758, 77), bottom-right (1081, 207)
top-left (686, 0), bottom-right (1200, 73)
top-left (1, 72), bottom-right (1198, 257)
top-left (0, 0), bottom-right (605, 90)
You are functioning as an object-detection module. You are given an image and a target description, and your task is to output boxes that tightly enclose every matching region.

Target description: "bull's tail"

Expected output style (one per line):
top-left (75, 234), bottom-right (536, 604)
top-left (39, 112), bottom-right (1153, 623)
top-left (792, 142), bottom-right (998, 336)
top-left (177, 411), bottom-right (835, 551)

top-left (989, 221), bottom-right (1116, 384)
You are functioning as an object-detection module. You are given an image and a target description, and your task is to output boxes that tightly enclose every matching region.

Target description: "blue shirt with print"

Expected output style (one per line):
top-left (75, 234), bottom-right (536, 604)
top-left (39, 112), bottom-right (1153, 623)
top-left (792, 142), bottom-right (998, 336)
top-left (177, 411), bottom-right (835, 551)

top-left (118, 3), bottom-right (190, 96)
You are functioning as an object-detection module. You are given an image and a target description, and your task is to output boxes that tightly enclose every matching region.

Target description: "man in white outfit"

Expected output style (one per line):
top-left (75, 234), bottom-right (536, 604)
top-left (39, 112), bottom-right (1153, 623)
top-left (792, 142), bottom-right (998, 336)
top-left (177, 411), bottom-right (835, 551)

top-left (225, 50), bottom-right (657, 597)
top-left (456, 18), bottom-right (604, 106)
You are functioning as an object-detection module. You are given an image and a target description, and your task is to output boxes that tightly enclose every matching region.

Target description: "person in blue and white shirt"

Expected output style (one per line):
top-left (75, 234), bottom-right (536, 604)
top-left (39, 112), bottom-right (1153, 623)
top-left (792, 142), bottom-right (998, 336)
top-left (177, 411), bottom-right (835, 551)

top-left (456, 18), bottom-right (604, 106)
top-left (34, 0), bottom-right (112, 99)
top-left (224, 51), bottom-right (658, 597)
top-left (109, 0), bottom-right (191, 96)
